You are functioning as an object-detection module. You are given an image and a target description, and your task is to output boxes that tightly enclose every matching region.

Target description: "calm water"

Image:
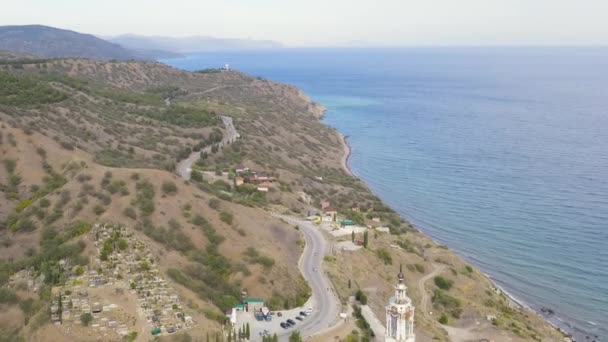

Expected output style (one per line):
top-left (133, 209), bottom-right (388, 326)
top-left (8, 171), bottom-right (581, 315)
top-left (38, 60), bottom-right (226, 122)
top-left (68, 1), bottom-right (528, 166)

top-left (163, 48), bottom-right (608, 339)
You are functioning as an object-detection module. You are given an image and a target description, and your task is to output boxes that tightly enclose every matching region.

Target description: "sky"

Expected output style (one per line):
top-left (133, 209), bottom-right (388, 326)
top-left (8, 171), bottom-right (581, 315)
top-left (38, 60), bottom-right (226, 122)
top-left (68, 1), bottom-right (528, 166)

top-left (2, 0), bottom-right (608, 47)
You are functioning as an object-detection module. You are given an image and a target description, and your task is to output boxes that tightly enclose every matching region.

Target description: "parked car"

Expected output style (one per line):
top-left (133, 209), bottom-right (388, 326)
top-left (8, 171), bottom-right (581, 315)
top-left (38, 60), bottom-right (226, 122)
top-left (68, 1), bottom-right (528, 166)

top-left (299, 311), bottom-right (308, 316)
top-left (305, 307), bottom-right (313, 313)
top-left (287, 319), bottom-right (296, 326)
top-left (295, 316), bottom-right (303, 321)
top-left (280, 322), bottom-right (288, 329)
top-left (265, 315), bottom-right (272, 321)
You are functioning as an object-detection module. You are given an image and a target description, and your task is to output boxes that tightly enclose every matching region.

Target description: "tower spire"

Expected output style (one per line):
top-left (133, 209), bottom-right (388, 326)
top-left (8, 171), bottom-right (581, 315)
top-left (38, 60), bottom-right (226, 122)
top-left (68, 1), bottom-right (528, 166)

top-left (386, 265), bottom-right (416, 342)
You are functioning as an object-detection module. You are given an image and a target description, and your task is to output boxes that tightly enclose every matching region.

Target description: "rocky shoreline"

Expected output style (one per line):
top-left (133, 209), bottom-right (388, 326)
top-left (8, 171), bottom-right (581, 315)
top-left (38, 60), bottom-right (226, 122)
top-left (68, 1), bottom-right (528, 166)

top-left (328, 111), bottom-right (577, 342)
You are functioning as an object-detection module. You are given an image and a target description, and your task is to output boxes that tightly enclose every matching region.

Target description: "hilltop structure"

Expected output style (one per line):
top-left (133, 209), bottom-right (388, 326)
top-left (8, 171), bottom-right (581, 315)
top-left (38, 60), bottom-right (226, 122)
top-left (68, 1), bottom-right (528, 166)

top-left (385, 266), bottom-right (415, 342)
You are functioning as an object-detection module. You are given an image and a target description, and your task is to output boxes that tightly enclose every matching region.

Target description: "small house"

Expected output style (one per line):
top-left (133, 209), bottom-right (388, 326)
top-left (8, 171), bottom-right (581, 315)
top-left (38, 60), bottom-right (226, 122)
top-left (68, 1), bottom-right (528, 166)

top-left (323, 206), bottom-right (338, 221)
top-left (235, 177), bottom-right (244, 186)
top-left (257, 182), bottom-right (272, 192)
top-left (235, 163), bottom-right (249, 174)
top-left (245, 298), bottom-right (264, 312)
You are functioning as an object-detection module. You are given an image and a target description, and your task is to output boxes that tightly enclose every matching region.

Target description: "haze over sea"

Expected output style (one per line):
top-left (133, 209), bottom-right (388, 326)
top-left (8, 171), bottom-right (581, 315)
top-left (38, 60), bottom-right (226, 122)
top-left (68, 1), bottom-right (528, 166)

top-left (163, 48), bottom-right (608, 339)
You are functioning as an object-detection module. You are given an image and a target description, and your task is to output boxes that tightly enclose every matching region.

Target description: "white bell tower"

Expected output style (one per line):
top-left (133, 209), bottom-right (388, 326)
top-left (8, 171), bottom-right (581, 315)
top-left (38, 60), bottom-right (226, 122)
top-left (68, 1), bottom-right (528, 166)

top-left (385, 265), bottom-right (415, 342)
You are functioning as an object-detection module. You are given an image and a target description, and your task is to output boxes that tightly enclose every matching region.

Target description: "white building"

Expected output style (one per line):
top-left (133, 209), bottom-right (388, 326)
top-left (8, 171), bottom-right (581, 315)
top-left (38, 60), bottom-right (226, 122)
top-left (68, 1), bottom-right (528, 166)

top-left (385, 266), bottom-right (415, 342)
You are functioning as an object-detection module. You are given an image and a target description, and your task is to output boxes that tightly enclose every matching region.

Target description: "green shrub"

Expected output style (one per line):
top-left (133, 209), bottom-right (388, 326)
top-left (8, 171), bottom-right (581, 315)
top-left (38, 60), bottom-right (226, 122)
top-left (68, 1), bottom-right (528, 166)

top-left (38, 198), bottom-right (51, 208)
top-left (219, 211), bottom-right (234, 225)
top-left (80, 313), bottom-right (93, 326)
top-left (123, 207), bottom-right (137, 220)
top-left (355, 289), bottom-right (368, 305)
top-left (243, 247), bottom-right (275, 269)
top-left (0, 288), bottom-right (18, 304)
top-left (438, 313), bottom-right (448, 324)
top-left (434, 276), bottom-right (454, 290)
top-left (16, 199), bottom-right (33, 213)
top-left (4, 159), bottom-right (17, 173)
top-left (375, 248), bottom-right (392, 265)
top-left (432, 289), bottom-right (461, 315)
top-left (93, 205), bottom-right (106, 215)
top-left (208, 198), bottom-right (220, 210)
top-left (190, 170), bottom-right (203, 182)
top-left (0, 71), bottom-right (67, 106)
top-left (135, 180), bottom-right (155, 215)
top-left (161, 181), bottom-right (178, 195)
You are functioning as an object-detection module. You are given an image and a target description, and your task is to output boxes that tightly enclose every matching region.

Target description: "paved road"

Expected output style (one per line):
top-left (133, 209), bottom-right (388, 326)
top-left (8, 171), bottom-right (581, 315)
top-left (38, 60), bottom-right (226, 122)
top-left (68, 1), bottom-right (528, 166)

top-left (274, 215), bottom-right (341, 341)
top-left (176, 116), bottom-right (240, 180)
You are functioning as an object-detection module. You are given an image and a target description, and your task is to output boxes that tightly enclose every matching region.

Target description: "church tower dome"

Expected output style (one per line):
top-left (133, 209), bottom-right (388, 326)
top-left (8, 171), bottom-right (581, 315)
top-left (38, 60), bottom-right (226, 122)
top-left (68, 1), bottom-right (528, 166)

top-left (385, 265), bottom-right (415, 342)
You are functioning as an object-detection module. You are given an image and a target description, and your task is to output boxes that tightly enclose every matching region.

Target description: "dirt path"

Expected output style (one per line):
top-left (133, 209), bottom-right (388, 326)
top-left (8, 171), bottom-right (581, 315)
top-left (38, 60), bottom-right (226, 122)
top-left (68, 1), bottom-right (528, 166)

top-left (418, 264), bottom-right (446, 323)
top-left (419, 264), bottom-right (492, 342)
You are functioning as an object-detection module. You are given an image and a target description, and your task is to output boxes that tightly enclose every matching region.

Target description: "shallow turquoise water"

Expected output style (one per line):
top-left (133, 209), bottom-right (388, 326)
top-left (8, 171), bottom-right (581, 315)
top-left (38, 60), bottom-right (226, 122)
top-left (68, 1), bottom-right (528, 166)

top-left (164, 48), bottom-right (608, 340)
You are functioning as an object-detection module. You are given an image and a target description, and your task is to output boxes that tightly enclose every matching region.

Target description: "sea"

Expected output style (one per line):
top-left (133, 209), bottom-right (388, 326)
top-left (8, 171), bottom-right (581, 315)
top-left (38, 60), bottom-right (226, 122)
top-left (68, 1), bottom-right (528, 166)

top-left (162, 47), bottom-right (608, 340)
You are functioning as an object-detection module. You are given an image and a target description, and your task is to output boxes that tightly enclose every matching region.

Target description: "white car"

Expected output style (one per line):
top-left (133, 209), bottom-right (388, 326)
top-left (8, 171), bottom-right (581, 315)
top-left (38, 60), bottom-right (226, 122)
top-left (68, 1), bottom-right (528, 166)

top-left (305, 307), bottom-right (313, 314)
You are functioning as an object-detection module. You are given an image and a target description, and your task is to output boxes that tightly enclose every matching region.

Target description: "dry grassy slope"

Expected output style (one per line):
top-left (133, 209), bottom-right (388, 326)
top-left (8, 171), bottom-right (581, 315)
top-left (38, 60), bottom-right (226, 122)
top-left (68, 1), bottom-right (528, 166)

top-left (325, 231), bottom-right (563, 342)
top-left (0, 59), bottom-right (230, 171)
top-left (0, 58), bottom-right (563, 341)
top-left (0, 123), bottom-right (307, 340)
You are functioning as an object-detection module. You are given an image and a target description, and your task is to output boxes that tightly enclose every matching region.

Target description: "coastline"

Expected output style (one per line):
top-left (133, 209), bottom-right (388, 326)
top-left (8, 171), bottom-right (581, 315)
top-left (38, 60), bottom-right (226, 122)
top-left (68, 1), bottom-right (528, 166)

top-left (334, 128), bottom-right (575, 341)
top-left (339, 133), bottom-right (353, 177)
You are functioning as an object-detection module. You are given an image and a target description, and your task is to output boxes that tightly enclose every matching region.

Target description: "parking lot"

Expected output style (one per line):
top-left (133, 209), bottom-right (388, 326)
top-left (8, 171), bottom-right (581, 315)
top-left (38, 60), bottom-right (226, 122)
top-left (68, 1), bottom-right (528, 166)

top-left (235, 304), bottom-right (314, 340)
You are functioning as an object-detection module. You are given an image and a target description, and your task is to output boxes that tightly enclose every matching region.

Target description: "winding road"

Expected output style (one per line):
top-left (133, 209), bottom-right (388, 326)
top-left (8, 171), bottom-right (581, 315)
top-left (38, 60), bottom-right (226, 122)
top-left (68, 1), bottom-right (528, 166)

top-left (176, 115), bottom-right (240, 180)
top-left (175, 118), bottom-right (340, 340)
top-left (274, 215), bottom-right (341, 340)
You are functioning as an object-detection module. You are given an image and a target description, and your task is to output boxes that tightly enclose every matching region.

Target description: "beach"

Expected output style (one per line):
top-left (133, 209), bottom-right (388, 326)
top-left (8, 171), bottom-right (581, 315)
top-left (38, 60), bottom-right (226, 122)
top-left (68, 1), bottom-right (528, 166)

top-left (339, 133), bottom-right (352, 177)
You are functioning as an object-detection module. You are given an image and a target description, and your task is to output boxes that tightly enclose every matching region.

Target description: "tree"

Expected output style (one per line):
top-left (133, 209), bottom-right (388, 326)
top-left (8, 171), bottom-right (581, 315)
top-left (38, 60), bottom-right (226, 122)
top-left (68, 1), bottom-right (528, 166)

top-left (363, 231), bottom-right (369, 248)
top-left (272, 334), bottom-right (278, 342)
top-left (246, 322), bottom-right (251, 339)
top-left (351, 231), bottom-right (355, 242)
top-left (80, 312), bottom-right (93, 326)
top-left (289, 331), bottom-right (302, 342)
top-left (348, 279), bottom-right (352, 289)
top-left (439, 313), bottom-right (448, 324)
top-left (355, 289), bottom-right (368, 305)
top-left (191, 170), bottom-right (203, 182)
top-left (434, 276), bottom-right (454, 291)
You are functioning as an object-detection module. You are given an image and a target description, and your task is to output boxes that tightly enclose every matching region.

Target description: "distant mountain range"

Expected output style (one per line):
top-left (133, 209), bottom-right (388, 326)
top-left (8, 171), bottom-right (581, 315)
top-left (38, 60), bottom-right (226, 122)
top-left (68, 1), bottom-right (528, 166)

top-left (0, 25), bottom-right (181, 60)
top-left (0, 25), bottom-right (283, 61)
top-left (106, 34), bottom-right (284, 53)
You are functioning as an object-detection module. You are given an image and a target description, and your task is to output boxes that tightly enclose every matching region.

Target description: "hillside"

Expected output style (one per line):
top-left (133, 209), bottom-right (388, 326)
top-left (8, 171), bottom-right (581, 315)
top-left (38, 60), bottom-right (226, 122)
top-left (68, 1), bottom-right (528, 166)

top-left (0, 57), bottom-right (566, 341)
top-left (0, 25), bottom-right (179, 60)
